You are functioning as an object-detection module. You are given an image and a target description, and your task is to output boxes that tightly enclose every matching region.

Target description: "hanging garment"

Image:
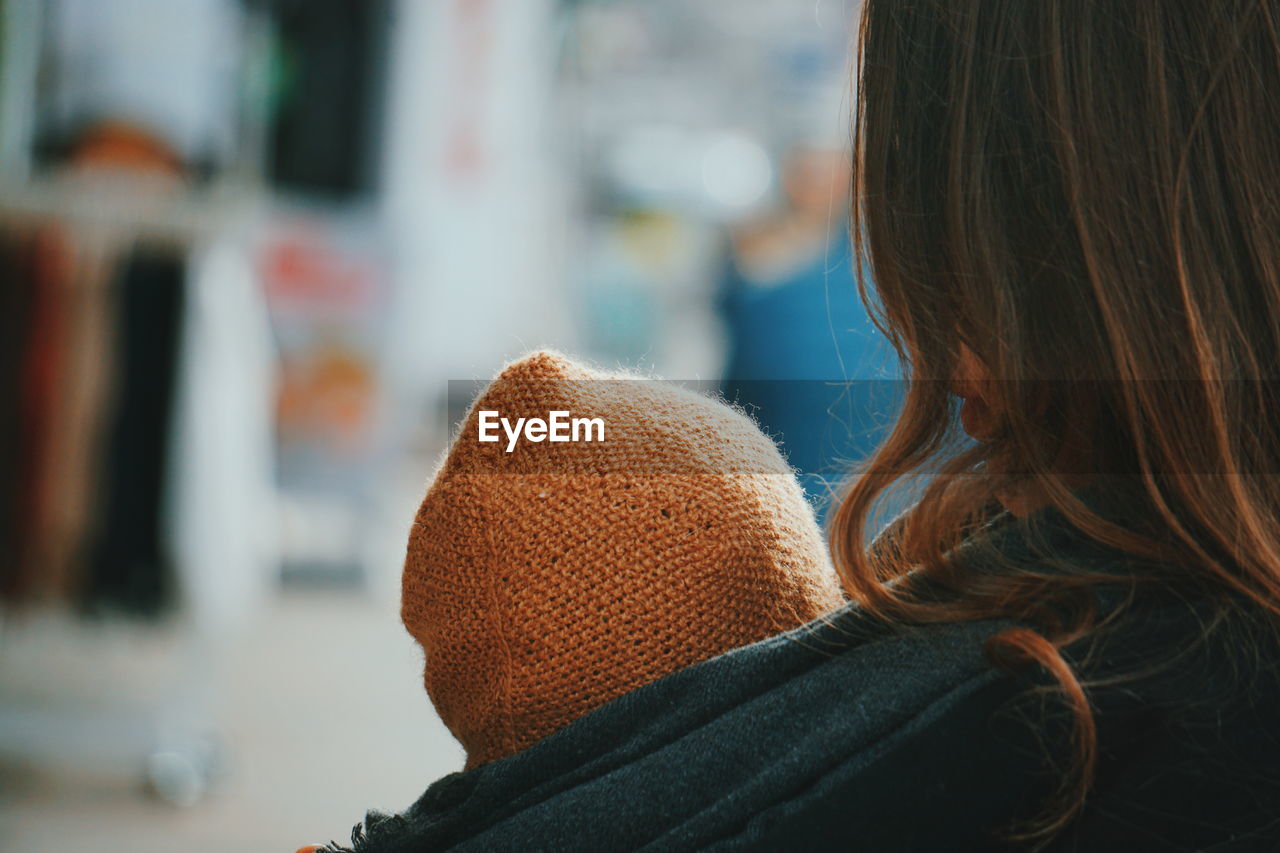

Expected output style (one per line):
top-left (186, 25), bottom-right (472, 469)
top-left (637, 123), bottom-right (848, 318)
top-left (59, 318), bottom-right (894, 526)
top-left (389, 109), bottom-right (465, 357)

top-left (31, 230), bottom-right (123, 604)
top-left (16, 230), bottom-right (73, 599)
top-left (0, 231), bottom-right (37, 602)
top-left (84, 249), bottom-right (187, 616)
top-left (166, 237), bottom-right (279, 635)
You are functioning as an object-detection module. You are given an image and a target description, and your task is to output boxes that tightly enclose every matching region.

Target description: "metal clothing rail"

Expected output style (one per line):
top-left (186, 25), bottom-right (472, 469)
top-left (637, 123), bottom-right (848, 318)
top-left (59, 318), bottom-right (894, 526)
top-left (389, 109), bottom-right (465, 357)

top-left (0, 176), bottom-right (265, 247)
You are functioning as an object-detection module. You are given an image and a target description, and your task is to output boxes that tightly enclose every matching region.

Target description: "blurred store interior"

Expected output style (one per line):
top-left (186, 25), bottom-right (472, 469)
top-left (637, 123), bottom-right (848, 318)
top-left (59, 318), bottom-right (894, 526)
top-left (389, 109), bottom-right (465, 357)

top-left (0, 1), bottom-right (899, 850)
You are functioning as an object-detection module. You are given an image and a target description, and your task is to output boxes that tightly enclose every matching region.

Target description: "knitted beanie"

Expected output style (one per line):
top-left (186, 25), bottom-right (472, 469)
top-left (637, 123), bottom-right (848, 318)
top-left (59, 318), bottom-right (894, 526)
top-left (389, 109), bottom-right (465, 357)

top-left (401, 351), bottom-right (846, 768)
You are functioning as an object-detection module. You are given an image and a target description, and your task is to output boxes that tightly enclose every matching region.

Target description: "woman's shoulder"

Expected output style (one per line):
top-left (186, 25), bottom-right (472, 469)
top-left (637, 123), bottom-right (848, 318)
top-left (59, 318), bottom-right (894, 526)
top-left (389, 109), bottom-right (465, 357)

top-left (1053, 592), bottom-right (1280, 851)
top-left (328, 611), bottom-right (1052, 851)
top-left (326, 593), bottom-right (1280, 852)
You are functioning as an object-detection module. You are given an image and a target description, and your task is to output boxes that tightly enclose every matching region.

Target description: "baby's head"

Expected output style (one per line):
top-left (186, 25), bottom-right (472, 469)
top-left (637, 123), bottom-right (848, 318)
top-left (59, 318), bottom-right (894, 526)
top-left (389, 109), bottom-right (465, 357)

top-left (402, 351), bottom-right (845, 768)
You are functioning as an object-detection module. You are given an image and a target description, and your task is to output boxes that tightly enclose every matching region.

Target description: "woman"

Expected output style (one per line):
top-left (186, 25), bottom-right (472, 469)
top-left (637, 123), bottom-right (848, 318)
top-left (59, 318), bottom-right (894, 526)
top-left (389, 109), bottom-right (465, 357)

top-left (316, 2), bottom-right (1280, 850)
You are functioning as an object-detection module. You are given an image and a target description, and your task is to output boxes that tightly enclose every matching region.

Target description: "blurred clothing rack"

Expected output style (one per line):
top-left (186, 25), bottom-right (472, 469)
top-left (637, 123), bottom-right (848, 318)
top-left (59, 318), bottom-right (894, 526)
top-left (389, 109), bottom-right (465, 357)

top-left (0, 0), bottom-right (389, 806)
top-left (0, 197), bottom-right (279, 803)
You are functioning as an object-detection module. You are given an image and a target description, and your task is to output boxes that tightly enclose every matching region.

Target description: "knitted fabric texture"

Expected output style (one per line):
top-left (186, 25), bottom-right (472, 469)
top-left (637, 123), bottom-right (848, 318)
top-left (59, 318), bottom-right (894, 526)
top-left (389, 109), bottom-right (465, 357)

top-left (401, 351), bottom-right (846, 768)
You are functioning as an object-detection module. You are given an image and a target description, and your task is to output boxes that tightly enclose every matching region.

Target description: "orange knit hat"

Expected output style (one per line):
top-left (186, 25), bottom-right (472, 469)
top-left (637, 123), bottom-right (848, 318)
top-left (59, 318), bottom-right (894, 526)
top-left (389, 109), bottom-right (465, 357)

top-left (401, 351), bottom-right (846, 768)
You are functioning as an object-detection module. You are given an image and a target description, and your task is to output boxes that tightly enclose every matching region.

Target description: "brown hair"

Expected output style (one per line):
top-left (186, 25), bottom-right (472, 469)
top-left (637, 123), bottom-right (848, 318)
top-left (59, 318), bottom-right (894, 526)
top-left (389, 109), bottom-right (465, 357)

top-left (834, 0), bottom-right (1280, 843)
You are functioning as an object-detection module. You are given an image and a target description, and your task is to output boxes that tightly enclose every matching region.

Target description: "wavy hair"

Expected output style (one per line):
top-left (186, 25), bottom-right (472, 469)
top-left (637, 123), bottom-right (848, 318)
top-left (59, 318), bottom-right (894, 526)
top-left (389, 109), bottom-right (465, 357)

top-left (833, 0), bottom-right (1280, 843)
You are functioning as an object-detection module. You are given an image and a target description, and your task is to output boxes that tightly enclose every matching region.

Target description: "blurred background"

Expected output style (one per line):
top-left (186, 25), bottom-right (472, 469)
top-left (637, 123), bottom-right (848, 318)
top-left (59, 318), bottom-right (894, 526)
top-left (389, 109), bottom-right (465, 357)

top-left (0, 1), bottom-right (899, 849)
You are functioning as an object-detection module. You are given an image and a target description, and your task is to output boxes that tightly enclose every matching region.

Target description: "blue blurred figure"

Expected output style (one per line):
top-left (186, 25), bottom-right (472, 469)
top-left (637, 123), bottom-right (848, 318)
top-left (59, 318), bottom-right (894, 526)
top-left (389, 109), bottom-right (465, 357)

top-left (720, 145), bottom-right (900, 522)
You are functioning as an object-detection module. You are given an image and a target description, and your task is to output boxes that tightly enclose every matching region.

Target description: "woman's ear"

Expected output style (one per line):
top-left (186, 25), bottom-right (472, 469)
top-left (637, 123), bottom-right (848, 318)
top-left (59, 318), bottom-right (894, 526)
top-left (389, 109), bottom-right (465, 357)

top-left (952, 343), bottom-right (999, 441)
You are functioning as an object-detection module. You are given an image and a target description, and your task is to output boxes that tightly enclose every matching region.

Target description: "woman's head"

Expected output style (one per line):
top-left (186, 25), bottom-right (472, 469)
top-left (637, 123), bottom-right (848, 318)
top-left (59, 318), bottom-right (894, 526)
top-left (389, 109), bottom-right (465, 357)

top-left (834, 0), bottom-right (1280, 840)
top-left (839, 0), bottom-right (1280, 599)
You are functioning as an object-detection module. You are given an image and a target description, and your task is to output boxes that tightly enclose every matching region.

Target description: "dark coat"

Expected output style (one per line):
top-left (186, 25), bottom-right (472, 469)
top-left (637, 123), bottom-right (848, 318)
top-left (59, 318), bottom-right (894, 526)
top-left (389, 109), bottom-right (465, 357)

top-left (327, 510), bottom-right (1280, 852)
